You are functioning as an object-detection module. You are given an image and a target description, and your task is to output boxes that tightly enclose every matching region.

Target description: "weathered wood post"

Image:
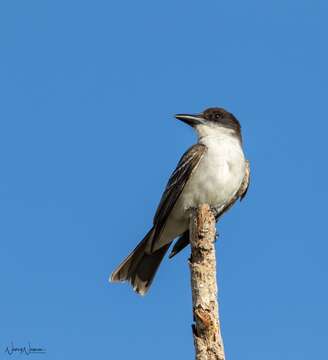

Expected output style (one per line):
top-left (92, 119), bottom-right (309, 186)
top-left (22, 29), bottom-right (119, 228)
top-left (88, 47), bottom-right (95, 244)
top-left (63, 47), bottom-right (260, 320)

top-left (189, 204), bottom-right (225, 360)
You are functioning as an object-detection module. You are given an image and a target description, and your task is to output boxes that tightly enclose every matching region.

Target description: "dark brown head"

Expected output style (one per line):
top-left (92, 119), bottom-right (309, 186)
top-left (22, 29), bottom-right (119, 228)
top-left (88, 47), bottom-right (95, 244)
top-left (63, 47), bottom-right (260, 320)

top-left (175, 107), bottom-right (241, 140)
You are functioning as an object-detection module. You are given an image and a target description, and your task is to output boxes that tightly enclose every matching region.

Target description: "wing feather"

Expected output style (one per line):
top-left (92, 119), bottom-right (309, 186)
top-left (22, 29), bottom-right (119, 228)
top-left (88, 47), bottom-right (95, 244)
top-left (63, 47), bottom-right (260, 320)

top-left (150, 144), bottom-right (207, 252)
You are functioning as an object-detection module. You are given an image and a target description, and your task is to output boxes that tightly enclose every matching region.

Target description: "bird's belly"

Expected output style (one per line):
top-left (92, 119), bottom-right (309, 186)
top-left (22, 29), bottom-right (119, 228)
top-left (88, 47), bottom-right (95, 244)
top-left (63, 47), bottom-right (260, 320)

top-left (176, 148), bottom-right (245, 213)
top-left (152, 141), bottom-right (246, 251)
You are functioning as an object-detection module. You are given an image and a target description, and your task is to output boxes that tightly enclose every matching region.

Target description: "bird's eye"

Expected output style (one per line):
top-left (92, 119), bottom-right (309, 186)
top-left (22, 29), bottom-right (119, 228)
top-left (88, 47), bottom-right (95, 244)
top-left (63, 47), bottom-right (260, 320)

top-left (215, 113), bottom-right (221, 119)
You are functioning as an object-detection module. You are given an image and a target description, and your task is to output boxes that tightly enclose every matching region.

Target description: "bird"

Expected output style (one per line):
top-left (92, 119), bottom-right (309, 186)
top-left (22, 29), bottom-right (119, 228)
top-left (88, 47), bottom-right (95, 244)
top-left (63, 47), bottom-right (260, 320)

top-left (110, 107), bottom-right (250, 295)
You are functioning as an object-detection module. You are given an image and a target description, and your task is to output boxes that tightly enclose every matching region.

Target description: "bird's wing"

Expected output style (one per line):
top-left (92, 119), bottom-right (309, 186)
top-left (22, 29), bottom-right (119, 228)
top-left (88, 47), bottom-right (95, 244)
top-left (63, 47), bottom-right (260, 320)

top-left (149, 143), bottom-right (207, 252)
top-left (168, 160), bottom-right (251, 258)
top-left (238, 159), bottom-right (250, 201)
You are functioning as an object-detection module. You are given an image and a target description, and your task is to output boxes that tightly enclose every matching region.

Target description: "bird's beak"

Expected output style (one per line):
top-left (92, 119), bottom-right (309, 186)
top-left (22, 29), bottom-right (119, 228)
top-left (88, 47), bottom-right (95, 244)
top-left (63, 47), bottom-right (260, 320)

top-left (175, 113), bottom-right (205, 127)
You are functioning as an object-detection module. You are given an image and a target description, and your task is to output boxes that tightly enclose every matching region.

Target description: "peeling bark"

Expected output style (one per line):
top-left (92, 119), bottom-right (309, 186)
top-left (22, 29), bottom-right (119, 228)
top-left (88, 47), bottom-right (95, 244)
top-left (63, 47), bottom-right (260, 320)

top-left (189, 204), bottom-right (225, 360)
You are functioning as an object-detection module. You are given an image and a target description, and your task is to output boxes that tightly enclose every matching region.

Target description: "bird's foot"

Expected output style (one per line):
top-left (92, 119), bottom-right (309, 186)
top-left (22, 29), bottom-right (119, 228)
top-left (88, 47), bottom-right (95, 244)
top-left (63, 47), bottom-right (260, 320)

top-left (210, 206), bottom-right (219, 218)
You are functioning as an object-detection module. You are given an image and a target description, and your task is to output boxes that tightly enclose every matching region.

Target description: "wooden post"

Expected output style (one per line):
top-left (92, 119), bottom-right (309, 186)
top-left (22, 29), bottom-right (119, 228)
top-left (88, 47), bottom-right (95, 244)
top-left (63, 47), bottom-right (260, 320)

top-left (189, 204), bottom-right (225, 360)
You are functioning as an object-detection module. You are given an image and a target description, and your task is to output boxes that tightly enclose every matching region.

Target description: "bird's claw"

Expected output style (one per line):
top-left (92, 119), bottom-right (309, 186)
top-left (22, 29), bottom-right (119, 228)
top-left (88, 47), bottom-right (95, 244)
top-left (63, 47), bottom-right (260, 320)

top-left (210, 206), bottom-right (219, 218)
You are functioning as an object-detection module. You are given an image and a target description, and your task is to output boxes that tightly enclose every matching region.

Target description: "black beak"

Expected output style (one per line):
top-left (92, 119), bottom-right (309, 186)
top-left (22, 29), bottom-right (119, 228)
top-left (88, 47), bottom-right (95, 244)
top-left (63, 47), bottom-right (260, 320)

top-left (175, 113), bottom-right (205, 127)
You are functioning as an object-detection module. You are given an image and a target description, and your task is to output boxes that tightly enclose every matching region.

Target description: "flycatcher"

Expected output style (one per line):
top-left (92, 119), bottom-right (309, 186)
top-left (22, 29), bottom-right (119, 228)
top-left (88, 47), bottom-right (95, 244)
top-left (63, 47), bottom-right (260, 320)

top-left (111, 107), bottom-right (250, 295)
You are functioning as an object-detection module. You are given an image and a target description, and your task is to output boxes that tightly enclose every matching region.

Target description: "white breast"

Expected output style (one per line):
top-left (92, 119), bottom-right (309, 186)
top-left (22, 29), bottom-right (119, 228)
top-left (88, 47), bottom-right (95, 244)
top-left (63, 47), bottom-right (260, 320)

top-left (151, 129), bottom-right (246, 251)
top-left (178, 132), bottom-right (245, 212)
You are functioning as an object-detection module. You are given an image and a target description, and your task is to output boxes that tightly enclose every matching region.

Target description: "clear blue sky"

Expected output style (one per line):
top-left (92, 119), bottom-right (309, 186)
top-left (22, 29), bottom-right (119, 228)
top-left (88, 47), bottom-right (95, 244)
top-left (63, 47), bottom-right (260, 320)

top-left (1, 0), bottom-right (327, 359)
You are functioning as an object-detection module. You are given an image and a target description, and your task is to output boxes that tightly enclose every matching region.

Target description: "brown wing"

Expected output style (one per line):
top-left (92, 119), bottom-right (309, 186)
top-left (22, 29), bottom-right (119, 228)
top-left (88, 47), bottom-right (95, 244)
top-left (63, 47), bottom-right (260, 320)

top-left (149, 144), bottom-right (207, 252)
top-left (238, 159), bottom-right (250, 201)
top-left (169, 159), bottom-right (250, 258)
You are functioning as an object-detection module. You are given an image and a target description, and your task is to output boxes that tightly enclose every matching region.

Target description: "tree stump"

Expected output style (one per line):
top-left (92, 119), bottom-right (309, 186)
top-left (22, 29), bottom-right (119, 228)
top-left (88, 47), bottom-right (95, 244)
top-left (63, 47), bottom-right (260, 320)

top-left (189, 204), bottom-right (225, 360)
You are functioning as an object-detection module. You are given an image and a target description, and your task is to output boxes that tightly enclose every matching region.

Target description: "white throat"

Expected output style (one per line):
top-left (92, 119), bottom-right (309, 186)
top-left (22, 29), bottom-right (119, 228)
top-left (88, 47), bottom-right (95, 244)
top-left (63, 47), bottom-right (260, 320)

top-left (195, 124), bottom-right (241, 147)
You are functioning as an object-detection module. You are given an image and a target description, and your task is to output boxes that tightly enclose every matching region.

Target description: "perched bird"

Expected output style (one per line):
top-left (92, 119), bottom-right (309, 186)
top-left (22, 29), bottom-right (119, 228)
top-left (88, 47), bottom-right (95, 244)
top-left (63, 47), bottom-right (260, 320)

top-left (110, 107), bottom-right (250, 295)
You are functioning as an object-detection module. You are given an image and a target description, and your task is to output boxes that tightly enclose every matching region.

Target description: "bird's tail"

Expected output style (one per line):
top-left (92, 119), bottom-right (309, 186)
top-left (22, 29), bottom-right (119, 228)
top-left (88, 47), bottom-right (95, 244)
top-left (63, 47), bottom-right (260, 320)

top-left (110, 228), bottom-right (170, 295)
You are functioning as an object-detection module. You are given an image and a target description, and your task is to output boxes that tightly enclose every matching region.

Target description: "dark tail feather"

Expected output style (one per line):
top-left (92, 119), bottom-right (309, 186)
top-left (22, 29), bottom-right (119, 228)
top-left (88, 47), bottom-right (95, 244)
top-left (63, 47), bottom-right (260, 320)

top-left (110, 228), bottom-right (170, 295)
top-left (169, 231), bottom-right (189, 259)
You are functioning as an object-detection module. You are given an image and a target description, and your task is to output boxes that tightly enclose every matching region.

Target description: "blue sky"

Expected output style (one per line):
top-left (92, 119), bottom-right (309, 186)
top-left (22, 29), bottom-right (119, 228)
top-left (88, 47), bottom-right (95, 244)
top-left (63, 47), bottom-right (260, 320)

top-left (1, 0), bottom-right (327, 359)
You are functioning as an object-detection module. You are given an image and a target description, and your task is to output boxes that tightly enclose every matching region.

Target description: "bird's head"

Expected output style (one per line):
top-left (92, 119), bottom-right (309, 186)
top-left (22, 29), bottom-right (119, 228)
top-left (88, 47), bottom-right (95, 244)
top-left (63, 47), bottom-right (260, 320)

top-left (175, 107), bottom-right (241, 139)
